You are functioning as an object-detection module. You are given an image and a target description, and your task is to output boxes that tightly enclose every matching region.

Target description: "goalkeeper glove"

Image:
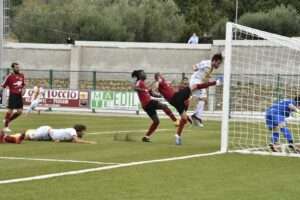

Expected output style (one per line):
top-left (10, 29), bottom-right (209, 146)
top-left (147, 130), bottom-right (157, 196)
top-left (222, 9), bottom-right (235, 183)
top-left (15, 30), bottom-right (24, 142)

top-left (292, 111), bottom-right (300, 118)
top-left (216, 76), bottom-right (224, 86)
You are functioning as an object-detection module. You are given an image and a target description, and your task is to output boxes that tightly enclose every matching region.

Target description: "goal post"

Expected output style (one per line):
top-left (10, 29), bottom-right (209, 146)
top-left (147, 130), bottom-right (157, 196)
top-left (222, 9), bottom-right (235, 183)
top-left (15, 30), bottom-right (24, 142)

top-left (221, 22), bottom-right (300, 155)
top-left (220, 22), bottom-right (233, 153)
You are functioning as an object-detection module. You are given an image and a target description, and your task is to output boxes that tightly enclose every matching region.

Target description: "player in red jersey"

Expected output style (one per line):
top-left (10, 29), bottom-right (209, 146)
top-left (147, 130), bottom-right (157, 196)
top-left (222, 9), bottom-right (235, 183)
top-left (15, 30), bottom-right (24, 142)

top-left (1, 63), bottom-right (26, 132)
top-left (131, 70), bottom-right (178, 142)
top-left (154, 73), bottom-right (220, 145)
top-left (0, 129), bottom-right (25, 144)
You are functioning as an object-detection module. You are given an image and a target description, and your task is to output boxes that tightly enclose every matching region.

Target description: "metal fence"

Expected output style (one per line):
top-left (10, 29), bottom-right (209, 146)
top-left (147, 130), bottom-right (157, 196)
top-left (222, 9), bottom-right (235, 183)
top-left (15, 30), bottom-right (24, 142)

top-left (0, 68), bottom-right (189, 90)
top-left (1, 68), bottom-right (299, 112)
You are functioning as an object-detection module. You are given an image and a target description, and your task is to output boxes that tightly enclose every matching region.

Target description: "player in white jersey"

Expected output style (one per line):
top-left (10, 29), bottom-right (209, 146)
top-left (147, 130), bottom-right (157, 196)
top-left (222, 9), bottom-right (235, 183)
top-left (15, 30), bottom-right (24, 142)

top-left (27, 83), bottom-right (45, 114)
top-left (189, 53), bottom-right (223, 127)
top-left (24, 124), bottom-right (96, 144)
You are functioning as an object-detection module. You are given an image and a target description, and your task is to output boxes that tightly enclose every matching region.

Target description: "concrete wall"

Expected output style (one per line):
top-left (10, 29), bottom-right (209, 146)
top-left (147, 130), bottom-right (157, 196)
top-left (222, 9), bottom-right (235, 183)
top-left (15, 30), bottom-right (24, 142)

top-left (3, 43), bottom-right (71, 71)
top-left (2, 41), bottom-right (215, 89)
top-left (3, 40), bottom-right (299, 88)
top-left (3, 41), bottom-right (212, 73)
top-left (77, 41), bottom-right (212, 73)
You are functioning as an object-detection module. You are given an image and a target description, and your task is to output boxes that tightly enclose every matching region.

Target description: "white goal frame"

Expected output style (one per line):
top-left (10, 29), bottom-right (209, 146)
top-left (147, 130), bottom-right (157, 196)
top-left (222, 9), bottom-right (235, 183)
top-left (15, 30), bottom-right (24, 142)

top-left (221, 22), bottom-right (300, 156)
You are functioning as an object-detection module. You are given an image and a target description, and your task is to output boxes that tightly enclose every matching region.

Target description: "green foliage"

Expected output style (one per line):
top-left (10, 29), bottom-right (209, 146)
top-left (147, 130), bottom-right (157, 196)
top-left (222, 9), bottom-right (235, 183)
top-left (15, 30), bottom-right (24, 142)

top-left (208, 4), bottom-right (300, 39)
top-left (12, 0), bottom-right (186, 43)
top-left (251, 0), bottom-right (300, 12)
top-left (174, 0), bottom-right (300, 39)
top-left (209, 17), bottom-right (228, 39)
top-left (11, 0), bottom-right (23, 6)
top-left (11, 0), bottom-right (300, 42)
top-left (174, 0), bottom-right (218, 41)
top-left (239, 5), bottom-right (300, 37)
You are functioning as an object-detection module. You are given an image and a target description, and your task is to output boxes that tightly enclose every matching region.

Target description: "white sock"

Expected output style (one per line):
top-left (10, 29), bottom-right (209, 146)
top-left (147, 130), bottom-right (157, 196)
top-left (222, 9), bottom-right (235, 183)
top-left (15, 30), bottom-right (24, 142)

top-left (195, 100), bottom-right (205, 119)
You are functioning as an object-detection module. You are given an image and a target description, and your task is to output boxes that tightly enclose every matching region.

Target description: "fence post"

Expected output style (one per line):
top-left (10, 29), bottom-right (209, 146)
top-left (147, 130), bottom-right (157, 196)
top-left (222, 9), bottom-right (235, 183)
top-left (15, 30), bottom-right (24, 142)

top-left (0, 69), bottom-right (9, 106)
top-left (49, 69), bottom-right (53, 89)
top-left (92, 71), bottom-right (96, 113)
top-left (48, 69), bottom-right (53, 111)
top-left (181, 72), bottom-right (185, 81)
top-left (276, 74), bottom-right (281, 100)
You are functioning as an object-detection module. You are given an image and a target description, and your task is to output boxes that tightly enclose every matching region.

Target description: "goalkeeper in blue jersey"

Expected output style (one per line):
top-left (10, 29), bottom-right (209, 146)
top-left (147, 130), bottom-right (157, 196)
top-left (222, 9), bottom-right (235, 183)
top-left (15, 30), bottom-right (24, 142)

top-left (266, 96), bottom-right (300, 153)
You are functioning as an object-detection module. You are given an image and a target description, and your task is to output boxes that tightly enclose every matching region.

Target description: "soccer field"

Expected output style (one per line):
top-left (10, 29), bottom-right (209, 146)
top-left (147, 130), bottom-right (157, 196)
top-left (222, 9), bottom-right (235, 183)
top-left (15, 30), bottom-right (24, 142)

top-left (0, 113), bottom-right (300, 200)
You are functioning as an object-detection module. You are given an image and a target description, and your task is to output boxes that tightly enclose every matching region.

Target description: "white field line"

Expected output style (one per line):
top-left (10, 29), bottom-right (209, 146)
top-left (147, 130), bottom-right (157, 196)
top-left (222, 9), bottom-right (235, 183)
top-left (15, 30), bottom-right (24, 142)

top-left (0, 151), bottom-right (223, 185)
top-left (230, 150), bottom-right (300, 158)
top-left (88, 129), bottom-right (171, 135)
top-left (87, 129), bottom-right (192, 135)
top-left (0, 157), bottom-right (120, 165)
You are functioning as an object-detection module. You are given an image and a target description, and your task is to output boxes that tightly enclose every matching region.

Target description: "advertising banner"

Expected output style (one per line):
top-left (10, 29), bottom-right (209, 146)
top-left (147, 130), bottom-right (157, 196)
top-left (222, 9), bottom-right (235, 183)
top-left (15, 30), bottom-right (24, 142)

top-left (91, 91), bottom-right (139, 111)
top-left (23, 89), bottom-right (89, 108)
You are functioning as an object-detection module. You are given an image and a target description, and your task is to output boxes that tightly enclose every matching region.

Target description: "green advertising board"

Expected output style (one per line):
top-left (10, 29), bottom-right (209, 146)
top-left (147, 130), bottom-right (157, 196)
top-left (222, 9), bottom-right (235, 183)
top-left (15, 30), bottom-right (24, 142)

top-left (91, 91), bottom-right (140, 111)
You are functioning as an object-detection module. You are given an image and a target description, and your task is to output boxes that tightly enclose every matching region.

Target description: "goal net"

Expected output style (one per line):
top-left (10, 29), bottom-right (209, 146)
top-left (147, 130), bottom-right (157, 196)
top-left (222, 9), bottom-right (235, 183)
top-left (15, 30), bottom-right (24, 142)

top-left (221, 23), bottom-right (300, 156)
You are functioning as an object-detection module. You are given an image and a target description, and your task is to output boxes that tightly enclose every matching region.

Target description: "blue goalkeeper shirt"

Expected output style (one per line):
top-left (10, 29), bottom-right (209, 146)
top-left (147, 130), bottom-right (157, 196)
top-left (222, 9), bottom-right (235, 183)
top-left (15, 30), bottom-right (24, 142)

top-left (266, 99), bottom-right (295, 117)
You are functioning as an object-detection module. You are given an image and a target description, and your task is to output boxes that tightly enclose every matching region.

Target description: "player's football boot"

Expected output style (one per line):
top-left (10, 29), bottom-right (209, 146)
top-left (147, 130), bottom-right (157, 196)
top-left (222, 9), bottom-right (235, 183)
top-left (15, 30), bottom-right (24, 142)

top-left (288, 144), bottom-right (300, 154)
top-left (269, 143), bottom-right (281, 152)
top-left (175, 135), bottom-right (182, 145)
top-left (142, 136), bottom-right (151, 142)
top-left (191, 114), bottom-right (204, 127)
top-left (2, 127), bottom-right (12, 133)
top-left (187, 116), bottom-right (193, 125)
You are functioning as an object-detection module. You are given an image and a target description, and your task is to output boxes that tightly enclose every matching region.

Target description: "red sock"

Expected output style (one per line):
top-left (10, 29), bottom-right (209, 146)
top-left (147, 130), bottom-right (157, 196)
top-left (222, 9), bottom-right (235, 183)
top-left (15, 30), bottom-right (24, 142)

top-left (163, 107), bottom-right (177, 122)
top-left (146, 122), bottom-right (159, 137)
top-left (9, 112), bottom-right (22, 122)
top-left (4, 135), bottom-right (17, 143)
top-left (4, 134), bottom-right (23, 144)
top-left (177, 118), bottom-right (187, 136)
top-left (4, 112), bottom-right (12, 127)
top-left (0, 133), bottom-right (4, 143)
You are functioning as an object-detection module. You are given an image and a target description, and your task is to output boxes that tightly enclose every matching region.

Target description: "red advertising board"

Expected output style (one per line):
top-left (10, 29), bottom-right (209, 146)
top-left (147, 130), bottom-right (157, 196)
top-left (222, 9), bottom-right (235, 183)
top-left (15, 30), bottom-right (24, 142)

top-left (23, 89), bottom-right (89, 108)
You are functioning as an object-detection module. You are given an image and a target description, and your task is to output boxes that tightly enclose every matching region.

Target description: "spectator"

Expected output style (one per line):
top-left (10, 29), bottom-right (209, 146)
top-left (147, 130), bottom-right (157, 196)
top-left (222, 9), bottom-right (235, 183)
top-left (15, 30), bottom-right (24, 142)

top-left (66, 36), bottom-right (74, 44)
top-left (187, 33), bottom-right (199, 44)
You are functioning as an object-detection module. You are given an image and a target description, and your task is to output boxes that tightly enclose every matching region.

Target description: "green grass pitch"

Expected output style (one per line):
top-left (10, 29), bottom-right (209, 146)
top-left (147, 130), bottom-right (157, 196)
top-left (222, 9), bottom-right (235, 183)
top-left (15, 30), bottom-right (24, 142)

top-left (0, 112), bottom-right (300, 200)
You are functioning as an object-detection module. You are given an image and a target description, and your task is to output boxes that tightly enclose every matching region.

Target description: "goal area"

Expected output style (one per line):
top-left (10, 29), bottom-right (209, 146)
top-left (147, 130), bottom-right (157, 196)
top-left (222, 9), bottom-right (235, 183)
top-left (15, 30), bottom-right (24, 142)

top-left (221, 23), bottom-right (300, 156)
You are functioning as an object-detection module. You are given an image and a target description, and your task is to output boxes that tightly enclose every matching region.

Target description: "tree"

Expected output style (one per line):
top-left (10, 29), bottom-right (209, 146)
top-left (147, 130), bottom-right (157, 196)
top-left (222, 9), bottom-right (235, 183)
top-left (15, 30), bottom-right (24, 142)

top-left (141, 0), bottom-right (185, 42)
top-left (239, 5), bottom-right (300, 37)
top-left (11, 0), bottom-right (186, 43)
top-left (209, 17), bottom-right (228, 39)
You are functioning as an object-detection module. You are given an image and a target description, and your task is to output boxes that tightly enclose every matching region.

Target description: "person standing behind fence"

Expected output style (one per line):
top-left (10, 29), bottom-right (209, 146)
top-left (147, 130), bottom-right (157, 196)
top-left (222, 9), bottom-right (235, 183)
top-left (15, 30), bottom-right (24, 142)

top-left (1, 63), bottom-right (26, 132)
top-left (187, 33), bottom-right (199, 44)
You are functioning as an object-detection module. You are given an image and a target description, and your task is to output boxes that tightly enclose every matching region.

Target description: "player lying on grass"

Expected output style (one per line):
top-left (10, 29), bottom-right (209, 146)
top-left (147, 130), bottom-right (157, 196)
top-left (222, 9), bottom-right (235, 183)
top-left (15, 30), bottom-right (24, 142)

top-left (0, 129), bottom-right (25, 144)
top-left (154, 73), bottom-right (221, 145)
top-left (266, 97), bottom-right (300, 153)
top-left (23, 124), bottom-right (96, 144)
top-left (131, 70), bottom-right (178, 143)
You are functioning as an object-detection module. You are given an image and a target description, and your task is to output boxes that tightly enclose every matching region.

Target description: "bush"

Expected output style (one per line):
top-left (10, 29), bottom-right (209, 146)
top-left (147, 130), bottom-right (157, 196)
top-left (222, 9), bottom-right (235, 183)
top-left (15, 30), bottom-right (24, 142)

top-left (209, 17), bottom-right (229, 39)
top-left (239, 5), bottom-right (300, 37)
top-left (208, 4), bottom-right (300, 39)
top-left (12, 0), bottom-right (186, 43)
